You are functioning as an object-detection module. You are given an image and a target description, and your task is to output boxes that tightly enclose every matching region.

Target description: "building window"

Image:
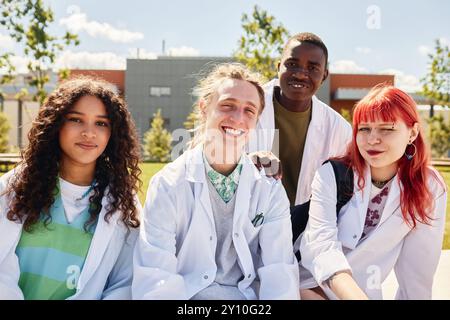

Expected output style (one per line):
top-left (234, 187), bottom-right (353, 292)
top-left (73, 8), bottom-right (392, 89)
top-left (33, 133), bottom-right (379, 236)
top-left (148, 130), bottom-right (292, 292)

top-left (150, 86), bottom-right (171, 97)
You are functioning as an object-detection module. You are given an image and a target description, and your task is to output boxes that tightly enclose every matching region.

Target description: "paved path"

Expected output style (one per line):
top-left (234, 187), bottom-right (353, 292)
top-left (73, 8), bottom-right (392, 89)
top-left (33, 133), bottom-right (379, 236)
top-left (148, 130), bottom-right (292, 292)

top-left (382, 250), bottom-right (450, 299)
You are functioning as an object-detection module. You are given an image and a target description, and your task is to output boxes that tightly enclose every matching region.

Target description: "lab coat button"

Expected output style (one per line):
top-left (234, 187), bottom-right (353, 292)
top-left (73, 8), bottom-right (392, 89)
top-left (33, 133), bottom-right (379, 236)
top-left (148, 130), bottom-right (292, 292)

top-left (247, 274), bottom-right (251, 278)
top-left (353, 235), bottom-right (357, 239)
top-left (204, 275), bottom-right (208, 280)
top-left (234, 233), bottom-right (239, 238)
top-left (209, 236), bottom-right (213, 241)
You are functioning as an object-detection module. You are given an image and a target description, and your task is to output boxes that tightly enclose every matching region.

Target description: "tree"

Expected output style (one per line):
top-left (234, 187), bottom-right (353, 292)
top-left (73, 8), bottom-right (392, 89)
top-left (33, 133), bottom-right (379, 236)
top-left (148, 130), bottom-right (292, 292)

top-left (0, 111), bottom-right (11, 152)
top-left (427, 115), bottom-right (450, 158)
top-left (143, 109), bottom-right (172, 162)
top-left (234, 5), bottom-right (290, 81)
top-left (183, 109), bottom-right (199, 130)
top-left (0, 0), bottom-right (79, 103)
top-left (421, 39), bottom-right (450, 118)
top-left (340, 108), bottom-right (352, 124)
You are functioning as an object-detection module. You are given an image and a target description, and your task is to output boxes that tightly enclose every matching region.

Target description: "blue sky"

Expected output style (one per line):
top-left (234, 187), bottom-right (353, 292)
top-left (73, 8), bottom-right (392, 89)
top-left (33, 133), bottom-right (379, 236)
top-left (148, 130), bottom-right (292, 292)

top-left (1, 0), bottom-right (449, 91)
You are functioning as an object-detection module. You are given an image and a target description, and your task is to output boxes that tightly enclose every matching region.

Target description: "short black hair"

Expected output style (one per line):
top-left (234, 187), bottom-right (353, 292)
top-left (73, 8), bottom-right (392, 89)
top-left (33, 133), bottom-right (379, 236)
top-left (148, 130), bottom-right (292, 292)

top-left (283, 32), bottom-right (329, 68)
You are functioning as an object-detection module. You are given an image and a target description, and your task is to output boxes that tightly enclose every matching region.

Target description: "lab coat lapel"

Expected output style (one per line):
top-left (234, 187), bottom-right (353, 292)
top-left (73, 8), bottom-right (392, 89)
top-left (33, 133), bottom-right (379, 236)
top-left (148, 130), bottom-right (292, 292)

top-left (377, 176), bottom-right (401, 226)
top-left (0, 217), bottom-right (22, 263)
top-left (295, 96), bottom-right (325, 205)
top-left (231, 155), bottom-right (260, 285)
top-left (186, 145), bottom-right (216, 232)
top-left (355, 166), bottom-right (373, 231)
top-left (247, 79), bottom-right (277, 153)
top-left (76, 194), bottom-right (118, 291)
top-left (233, 155), bottom-right (261, 229)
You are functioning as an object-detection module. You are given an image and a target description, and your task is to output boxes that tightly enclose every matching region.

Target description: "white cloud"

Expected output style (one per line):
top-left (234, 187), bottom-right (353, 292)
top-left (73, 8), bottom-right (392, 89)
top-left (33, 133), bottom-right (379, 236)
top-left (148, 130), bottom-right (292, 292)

top-left (167, 46), bottom-right (200, 57)
top-left (59, 8), bottom-right (144, 43)
top-left (418, 37), bottom-right (449, 56)
top-left (418, 45), bottom-right (431, 56)
top-left (329, 60), bottom-right (368, 73)
top-left (66, 4), bottom-right (82, 15)
top-left (54, 51), bottom-right (126, 70)
top-left (0, 33), bottom-right (14, 50)
top-left (0, 55), bottom-right (31, 74)
top-left (379, 68), bottom-right (421, 92)
top-left (355, 47), bottom-right (372, 54)
top-left (439, 37), bottom-right (449, 47)
top-left (128, 48), bottom-right (158, 59)
top-left (10, 56), bottom-right (32, 73)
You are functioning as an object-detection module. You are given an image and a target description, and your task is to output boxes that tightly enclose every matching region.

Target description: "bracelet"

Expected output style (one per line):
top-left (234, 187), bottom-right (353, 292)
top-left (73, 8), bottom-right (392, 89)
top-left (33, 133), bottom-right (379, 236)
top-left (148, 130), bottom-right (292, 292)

top-left (326, 272), bottom-right (339, 287)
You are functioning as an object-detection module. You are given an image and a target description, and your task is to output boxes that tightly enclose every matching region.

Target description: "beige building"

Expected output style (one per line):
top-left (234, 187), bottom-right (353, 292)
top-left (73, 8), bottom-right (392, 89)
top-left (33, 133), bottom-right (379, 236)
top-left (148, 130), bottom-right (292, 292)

top-left (2, 99), bottom-right (40, 150)
top-left (0, 73), bottom-right (57, 150)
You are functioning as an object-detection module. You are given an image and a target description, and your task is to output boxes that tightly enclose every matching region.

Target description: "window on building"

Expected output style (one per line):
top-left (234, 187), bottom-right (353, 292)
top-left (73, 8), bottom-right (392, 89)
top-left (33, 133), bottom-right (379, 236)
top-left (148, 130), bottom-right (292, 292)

top-left (150, 86), bottom-right (171, 97)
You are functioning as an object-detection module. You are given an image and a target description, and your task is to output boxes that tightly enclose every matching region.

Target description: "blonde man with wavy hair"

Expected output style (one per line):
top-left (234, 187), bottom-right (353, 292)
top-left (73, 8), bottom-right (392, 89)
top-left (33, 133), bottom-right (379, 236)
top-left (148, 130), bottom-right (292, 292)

top-left (133, 63), bottom-right (299, 300)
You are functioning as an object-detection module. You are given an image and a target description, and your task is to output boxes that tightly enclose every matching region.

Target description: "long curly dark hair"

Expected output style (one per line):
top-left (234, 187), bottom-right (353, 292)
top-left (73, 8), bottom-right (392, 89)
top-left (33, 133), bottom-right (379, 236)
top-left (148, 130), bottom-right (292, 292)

top-left (5, 76), bottom-right (141, 232)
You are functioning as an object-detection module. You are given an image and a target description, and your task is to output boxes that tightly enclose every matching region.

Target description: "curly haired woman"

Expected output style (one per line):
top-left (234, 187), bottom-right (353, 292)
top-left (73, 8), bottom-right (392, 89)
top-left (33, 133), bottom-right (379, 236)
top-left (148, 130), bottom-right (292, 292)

top-left (0, 76), bottom-right (142, 300)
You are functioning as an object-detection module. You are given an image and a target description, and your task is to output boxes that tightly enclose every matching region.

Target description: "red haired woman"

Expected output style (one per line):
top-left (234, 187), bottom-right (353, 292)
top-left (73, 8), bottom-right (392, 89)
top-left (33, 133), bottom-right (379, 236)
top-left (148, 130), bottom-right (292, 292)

top-left (299, 85), bottom-right (447, 300)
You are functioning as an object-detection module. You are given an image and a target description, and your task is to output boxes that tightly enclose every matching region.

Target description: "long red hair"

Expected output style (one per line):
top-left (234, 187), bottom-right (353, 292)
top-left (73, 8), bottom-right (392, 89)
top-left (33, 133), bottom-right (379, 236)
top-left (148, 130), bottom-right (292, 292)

top-left (341, 84), bottom-right (434, 227)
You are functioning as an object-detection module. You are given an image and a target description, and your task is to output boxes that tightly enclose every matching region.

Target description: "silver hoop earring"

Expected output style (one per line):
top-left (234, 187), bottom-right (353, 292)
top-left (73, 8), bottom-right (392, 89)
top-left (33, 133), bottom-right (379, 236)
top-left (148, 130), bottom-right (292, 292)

top-left (404, 143), bottom-right (417, 160)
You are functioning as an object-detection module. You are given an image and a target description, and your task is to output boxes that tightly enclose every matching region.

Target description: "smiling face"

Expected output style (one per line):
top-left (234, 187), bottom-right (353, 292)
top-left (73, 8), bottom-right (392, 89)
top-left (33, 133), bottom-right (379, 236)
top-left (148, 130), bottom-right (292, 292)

top-left (200, 78), bottom-right (261, 163)
top-left (278, 40), bottom-right (328, 107)
top-left (356, 120), bottom-right (419, 180)
top-left (59, 95), bottom-right (111, 169)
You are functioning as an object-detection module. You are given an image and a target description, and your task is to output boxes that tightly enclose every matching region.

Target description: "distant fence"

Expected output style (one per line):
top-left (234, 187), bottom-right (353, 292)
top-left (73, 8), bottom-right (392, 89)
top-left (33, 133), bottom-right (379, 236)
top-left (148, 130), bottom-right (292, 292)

top-left (432, 158), bottom-right (450, 167)
top-left (0, 153), bottom-right (21, 172)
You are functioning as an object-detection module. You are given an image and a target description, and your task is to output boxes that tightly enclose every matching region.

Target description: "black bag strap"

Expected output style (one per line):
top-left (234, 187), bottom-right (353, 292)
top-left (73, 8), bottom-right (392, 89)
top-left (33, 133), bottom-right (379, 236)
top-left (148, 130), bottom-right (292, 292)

top-left (326, 160), bottom-right (354, 215)
top-left (291, 201), bottom-right (310, 243)
top-left (291, 160), bottom-right (353, 245)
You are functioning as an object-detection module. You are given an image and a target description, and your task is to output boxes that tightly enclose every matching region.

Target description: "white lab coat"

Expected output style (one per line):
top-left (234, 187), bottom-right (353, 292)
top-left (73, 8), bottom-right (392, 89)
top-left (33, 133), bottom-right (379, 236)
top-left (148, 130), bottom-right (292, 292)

top-left (248, 79), bottom-right (352, 205)
top-left (300, 162), bottom-right (447, 299)
top-left (0, 169), bottom-right (140, 300)
top-left (132, 145), bottom-right (300, 300)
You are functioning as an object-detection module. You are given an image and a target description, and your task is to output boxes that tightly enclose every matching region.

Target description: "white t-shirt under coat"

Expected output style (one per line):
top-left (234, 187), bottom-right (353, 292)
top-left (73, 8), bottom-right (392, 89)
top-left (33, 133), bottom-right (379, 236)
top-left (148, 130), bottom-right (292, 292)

top-left (59, 177), bottom-right (93, 224)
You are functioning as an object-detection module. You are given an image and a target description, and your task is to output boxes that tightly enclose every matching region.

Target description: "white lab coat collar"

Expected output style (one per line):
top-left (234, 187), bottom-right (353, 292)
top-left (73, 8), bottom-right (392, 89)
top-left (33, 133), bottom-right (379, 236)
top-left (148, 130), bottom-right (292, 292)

top-left (353, 165), bottom-right (401, 230)
top-left (0, 216), bottom-right (21, 264)
top-left (295, 95), bottom-right (332, 204)
top-left (185, 144), bottom-right (261, 183)
top-left (75, 191), bottom-right (121, 292)
top-left (185, 144), bottom-right (263, 240)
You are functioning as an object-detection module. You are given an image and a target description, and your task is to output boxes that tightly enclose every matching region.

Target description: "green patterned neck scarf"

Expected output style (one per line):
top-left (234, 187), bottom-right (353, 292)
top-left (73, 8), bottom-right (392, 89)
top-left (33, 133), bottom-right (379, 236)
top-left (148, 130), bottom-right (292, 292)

top-left (203, 152), bottom-right (243, 203)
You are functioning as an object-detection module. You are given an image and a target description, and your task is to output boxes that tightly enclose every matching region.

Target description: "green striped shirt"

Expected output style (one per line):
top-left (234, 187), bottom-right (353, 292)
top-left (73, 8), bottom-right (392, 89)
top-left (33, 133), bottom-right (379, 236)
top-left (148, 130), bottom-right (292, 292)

top-left (15, 187), bottom-right (96, 300)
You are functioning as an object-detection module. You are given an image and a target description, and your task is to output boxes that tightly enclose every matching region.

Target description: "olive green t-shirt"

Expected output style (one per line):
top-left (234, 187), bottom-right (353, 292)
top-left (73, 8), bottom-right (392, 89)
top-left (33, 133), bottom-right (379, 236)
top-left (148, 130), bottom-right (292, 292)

top-left (273, 88), bottom-right (312, 206)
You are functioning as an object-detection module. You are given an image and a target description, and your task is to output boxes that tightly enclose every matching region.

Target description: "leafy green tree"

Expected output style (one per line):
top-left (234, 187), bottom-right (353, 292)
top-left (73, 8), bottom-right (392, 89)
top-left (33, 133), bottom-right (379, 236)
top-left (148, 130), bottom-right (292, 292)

top-left (183, 108), bottom-right (199, 130)
top-left (0, 0), bottom-right (79, 103)
top-left (421, 39), bottom-right (450, 117)
top-left (427, 114), bottom-right (450, 158)
top-left (234, 5), bottom-right (290, 81)
top-left (340, 108), bottom-right (352, 124)
top-left (143, 109), bottom-right (172, 162)
top-left (0, 111), bottom-right (11, 152)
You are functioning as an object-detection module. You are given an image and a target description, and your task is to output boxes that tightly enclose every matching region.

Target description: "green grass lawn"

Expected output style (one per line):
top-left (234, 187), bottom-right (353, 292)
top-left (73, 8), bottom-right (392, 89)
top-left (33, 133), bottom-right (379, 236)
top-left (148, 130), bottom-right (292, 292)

top-left (138, 162), bottom-right (166, 204)
top-left (435, 166), bottom-right (450, 250)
